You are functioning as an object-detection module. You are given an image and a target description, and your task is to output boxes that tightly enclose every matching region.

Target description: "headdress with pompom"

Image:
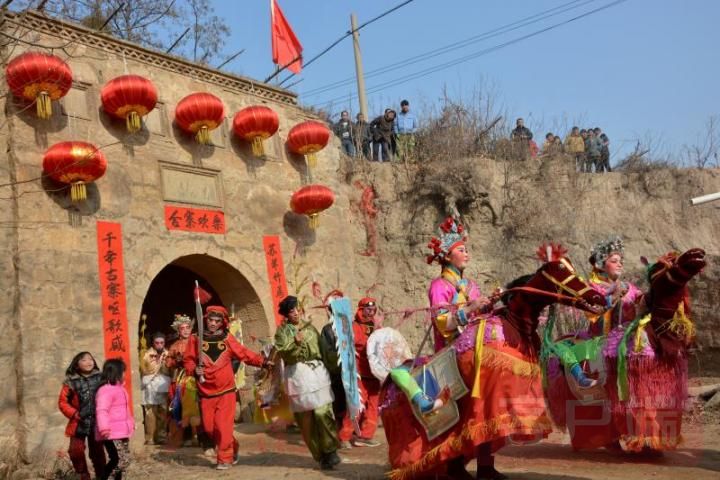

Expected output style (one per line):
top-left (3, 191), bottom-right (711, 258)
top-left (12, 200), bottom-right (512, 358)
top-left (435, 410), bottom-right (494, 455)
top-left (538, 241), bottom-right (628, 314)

top-left (426, 217), bottom-right (467, 265)
top-left (589, 236), bottom-right (624, 268)
top-left (171, 313), bottom-right (194, 332)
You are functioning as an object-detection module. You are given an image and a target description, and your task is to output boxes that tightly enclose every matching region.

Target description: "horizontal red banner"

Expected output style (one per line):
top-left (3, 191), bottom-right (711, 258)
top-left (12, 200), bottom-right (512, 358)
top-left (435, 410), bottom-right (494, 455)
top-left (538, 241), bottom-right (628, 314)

top-left (164, 205), bottom-right (226, 234)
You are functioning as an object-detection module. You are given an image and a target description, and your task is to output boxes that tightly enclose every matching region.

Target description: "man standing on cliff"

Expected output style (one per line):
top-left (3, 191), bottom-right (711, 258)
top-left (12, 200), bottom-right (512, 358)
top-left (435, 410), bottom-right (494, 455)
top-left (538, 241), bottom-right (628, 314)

top-left (184, 305), bottom-right (270, 470)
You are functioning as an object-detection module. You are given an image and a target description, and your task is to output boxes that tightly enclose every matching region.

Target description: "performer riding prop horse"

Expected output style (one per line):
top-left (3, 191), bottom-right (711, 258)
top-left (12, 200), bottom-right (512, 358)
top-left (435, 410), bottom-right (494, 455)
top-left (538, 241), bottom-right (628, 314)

top-left (379, 243), bottom-right (606, 480)
top-left (544, 248), bottom-right (706, 453)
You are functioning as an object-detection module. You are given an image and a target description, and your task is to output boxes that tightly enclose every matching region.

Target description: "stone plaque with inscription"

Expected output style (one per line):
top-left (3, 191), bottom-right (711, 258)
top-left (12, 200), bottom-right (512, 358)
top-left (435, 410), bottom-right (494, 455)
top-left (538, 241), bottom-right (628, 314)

top-left (160, 162), bottom-right (223, 208)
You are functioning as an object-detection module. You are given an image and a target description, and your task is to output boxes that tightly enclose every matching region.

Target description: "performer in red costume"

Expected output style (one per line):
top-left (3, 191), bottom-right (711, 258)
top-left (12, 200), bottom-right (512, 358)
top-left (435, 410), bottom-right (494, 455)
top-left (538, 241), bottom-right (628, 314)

top-left (184, 305), bottom-right (269, 470)
top-left (338, 297), bottom-right (381, 449)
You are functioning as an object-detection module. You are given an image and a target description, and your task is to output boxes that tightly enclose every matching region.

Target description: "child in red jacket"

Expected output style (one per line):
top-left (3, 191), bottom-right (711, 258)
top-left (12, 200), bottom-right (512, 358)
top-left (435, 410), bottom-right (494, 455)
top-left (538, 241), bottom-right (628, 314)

top-left (58, 352), bottom-right (106, 480)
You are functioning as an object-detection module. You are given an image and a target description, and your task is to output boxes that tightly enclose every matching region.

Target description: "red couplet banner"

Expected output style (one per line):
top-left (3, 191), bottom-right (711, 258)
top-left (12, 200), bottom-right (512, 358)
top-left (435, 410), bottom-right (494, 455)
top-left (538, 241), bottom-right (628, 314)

top-left (263, 236), bottom-right (288, 326)
top-left (164, 205), bottom-right (226, 234)
top-left (96, 221), bottom-right (133, 408)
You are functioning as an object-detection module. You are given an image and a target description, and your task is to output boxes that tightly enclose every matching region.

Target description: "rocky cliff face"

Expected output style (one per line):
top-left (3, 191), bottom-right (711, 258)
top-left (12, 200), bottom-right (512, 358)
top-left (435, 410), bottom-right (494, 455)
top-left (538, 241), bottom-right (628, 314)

top-left (340, 155), bottom-right (720, 374)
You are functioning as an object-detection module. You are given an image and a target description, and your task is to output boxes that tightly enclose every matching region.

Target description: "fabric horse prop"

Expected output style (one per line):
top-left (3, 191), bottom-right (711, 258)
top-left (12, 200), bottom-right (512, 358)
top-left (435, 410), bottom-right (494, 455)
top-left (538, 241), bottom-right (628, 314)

top-left (379, 245), bottom-right (606, 479)
top-left (544, 248), bottom-right (706, 452)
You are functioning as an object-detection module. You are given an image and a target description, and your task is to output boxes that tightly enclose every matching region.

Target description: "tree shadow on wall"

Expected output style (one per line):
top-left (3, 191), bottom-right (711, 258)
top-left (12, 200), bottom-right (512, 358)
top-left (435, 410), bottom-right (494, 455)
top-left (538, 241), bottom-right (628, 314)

top-left (171, 121), bottom-right (215, 166)
top-left (230, 135), bottom-right (267, 176)
top-left (11, 97), bottom-right (68, 150)
top-left (97, 107), bottom-right (151, 158)
top-left (283, 211), bottom-right (316, 254)
top-left (42, 175), bottom-right (101, 225)
top-left (285, 149), bottom-right (310, 183)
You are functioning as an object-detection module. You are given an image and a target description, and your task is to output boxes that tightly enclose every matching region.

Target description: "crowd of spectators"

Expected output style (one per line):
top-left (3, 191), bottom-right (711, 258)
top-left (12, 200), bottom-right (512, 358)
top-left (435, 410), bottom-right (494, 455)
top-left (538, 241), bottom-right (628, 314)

top-left (331, 99), bottom-right (417, 162)
top-left (511, 118), bottom-right (611, 173)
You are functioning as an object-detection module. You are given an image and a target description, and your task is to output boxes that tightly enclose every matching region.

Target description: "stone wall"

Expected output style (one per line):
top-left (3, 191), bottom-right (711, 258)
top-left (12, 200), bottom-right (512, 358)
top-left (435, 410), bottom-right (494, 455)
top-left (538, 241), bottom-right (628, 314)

top-left (0, 12), bottom-right (360, 458)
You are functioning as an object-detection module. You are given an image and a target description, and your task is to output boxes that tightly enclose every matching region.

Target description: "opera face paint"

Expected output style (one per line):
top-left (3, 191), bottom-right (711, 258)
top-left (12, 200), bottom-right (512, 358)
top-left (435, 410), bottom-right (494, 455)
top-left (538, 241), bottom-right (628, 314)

top-left (178, 323), bottom-right (191, 339)
top-left (448, 244), bottom-right (470, 271)
top-left (604, 253), bottom-right (624, 281)
top-left (206, 315), bottom-right (223, 333)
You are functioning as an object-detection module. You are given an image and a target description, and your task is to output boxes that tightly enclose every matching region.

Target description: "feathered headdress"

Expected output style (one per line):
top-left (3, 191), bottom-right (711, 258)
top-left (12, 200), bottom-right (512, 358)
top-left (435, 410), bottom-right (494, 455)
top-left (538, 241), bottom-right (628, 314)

top-left (589, 236), bottom-right (624, 268)
top-left (535, 242), bottom-right (568, 263)
top-left (171, 313), bottom-right (194, 331)
top-left (426, 217), bottom-right (466, 265)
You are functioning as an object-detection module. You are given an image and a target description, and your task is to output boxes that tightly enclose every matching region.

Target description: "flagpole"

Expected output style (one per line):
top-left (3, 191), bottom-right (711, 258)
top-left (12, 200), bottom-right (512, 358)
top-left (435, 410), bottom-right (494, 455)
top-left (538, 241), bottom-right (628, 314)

top-left (350, 13), bottom-right (369, 120)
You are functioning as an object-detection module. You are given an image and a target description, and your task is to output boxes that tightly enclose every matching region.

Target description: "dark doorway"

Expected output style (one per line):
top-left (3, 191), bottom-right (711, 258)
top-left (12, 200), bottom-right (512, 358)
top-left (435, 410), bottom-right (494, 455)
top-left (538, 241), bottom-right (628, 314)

top-left (139, 264), bottom-right (222, 348)
top-left (138, 254), bottom-right (271, 354)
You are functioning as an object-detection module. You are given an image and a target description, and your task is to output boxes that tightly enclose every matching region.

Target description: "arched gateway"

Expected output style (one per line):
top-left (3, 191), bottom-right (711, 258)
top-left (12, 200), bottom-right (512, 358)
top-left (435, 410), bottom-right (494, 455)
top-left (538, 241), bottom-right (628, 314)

top-left (139, 254), bottom-right (270, 357)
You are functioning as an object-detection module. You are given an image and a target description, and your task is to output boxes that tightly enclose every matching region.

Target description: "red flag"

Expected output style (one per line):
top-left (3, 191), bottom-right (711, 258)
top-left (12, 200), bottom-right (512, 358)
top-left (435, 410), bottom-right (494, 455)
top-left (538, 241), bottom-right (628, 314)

top-left (194, 285), bottom-right (212, 305)
top-left (270, 0), bottom-right (303, 74)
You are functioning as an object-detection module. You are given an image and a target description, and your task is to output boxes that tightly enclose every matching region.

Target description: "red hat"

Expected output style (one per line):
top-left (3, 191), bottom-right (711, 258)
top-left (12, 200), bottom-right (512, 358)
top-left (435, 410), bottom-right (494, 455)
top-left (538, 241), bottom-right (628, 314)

top-left (204, 305), bottom-right (229, 327)
top-left (358, 297), bottom-right (376, 308)
top-left (356, 297), bottom-right (377, 323)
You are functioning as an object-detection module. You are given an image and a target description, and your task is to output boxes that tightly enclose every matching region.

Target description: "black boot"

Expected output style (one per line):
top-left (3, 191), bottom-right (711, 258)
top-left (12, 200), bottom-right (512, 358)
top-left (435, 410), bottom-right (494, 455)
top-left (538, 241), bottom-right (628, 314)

top-left (447, 457), bottom-right (474, 480)
top-left (476, 465), bottom-right (508, 480)
top-left (476, 443), bottom-right (507, 480)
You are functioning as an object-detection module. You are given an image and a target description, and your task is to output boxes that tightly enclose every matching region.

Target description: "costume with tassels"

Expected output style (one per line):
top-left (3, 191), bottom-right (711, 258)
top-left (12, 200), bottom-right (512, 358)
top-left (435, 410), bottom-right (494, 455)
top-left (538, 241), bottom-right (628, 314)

top-left (380, 219), bottom-right (553, 480)
top-left (544, 241), bottom-right (703, 454)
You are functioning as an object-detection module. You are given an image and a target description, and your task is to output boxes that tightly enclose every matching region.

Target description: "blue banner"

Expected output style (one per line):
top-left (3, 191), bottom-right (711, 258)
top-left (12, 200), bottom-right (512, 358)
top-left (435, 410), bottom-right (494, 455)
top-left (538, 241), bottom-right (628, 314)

top-left (330, 297), bottom-right (362, 426)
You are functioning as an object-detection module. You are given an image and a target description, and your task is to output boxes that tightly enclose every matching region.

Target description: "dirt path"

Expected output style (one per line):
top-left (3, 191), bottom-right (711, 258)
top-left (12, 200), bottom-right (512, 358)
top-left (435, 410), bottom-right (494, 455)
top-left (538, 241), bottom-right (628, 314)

top-left (131, 422), bottom-right (720, 480)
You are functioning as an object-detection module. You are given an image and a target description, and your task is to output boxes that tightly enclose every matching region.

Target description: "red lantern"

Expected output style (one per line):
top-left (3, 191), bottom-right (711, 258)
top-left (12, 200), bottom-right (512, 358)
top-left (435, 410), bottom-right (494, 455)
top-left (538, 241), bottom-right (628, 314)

top-left (286, 120), bottom-right (331, 168)
top-left (43, 141), bottom-right (107, 202)
top-left (232, 106), bottom-right (280, 156)
top-left (5, 51), bottom-right (73, 119)
top-left (175, 92), bottom-right (225, 144)
top-left (101, 75), bottom-right (158, 133)
top-left (290, 184), bottom-right (335, 229)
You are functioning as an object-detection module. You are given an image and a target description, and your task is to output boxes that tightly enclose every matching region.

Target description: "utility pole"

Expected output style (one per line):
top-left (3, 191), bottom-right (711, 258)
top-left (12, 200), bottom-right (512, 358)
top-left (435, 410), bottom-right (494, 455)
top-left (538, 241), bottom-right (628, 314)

top-left (350, 13), bottom-right (368, 120)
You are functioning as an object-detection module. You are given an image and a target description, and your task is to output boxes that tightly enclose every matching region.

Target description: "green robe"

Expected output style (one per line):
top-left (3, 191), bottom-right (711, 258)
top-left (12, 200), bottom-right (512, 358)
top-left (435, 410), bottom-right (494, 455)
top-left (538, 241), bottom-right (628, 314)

top-left (275, 320), bottom-right (339, 462)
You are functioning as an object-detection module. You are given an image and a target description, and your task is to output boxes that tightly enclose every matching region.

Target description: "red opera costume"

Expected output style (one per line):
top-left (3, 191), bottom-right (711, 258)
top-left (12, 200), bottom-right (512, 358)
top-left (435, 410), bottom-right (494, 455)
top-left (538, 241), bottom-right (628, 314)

top-left (338, 298), bottom-right (380, 444)
top-left (175, 92), bottom-right (225, 145)
top-left (100, 74), bottom-right (157, 133)
top-left (183, 306), bottom-right (264, 467)
top-left (232, 106), bottom-right (279, 156)
top-left (5, 51), bottom-right (73, 119)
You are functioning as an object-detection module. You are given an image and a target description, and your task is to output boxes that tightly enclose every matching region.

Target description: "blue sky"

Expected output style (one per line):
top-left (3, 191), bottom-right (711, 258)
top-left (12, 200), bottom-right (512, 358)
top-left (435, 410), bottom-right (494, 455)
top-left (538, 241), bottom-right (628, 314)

top-left (211, 0), bottom-right (719, 161)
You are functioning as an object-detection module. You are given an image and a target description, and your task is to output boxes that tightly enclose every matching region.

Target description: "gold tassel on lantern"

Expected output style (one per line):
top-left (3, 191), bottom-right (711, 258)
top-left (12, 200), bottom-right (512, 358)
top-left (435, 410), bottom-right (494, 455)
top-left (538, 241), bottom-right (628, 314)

top-left (251, 136), bottom-right (265, 157)
top-left (36, 91), bottom-right (52, 119)
top-left (306, 152), bottom-right (317, 169)
top-left (196, 126), bottom-right (211, 144)
top-left (126, 111), bottom-right (142, 133)
top-left (70, 181), bottom-right (87, 203)
top-left (308, 213), bottom-right (319, 230)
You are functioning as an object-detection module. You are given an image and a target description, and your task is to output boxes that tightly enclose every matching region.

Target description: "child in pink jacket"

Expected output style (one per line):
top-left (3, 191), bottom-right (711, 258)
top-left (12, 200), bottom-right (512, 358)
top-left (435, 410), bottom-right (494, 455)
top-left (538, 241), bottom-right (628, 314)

top-left (95, 359), bottom-right (134, 480)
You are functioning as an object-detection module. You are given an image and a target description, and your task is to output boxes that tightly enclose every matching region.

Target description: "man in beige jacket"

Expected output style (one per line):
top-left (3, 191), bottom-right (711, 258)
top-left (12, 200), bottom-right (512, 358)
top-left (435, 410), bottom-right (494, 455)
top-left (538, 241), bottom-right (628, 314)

top-left (140, 332), bottom-right (171, 445)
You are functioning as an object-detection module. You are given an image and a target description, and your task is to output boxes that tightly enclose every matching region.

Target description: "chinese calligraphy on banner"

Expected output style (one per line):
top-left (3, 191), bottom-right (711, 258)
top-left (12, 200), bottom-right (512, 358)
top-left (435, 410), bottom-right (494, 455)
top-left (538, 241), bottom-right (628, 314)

top-left (96, 221), bottom-right (133, 408)
top-left (164, 205), bottom-right (226, 234)
top-left (263, 236), bottom-right (288, 325)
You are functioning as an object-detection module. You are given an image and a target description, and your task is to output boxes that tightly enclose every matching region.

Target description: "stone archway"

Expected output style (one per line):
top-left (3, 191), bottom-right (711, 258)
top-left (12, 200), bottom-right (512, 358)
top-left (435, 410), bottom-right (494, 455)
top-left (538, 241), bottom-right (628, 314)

top-left (139, 254), bottom-right (270, 353)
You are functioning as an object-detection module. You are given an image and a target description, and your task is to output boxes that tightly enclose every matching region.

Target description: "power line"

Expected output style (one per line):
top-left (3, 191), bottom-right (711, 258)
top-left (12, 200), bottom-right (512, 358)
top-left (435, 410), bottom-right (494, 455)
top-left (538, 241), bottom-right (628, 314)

top-left (302, 0), bottom-right (593, 97)
top-left (267, 0), bottom-right (417, 85)
top-left (310, 0), bottom-right (628, 108)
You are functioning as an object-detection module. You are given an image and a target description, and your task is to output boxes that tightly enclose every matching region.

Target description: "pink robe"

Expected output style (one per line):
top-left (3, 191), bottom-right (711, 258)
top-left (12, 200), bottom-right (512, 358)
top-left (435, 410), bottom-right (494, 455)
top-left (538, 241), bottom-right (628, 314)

top-left (588, 279), bottom-right (642, 337)
top-left (428, 275), bottom-right (485, 351)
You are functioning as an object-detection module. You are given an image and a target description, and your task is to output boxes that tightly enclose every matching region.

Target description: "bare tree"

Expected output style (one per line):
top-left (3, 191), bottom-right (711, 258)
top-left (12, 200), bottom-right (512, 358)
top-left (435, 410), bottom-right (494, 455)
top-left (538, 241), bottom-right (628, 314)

top-left (181, 0), bottom-right (230, 65)
top-left (13, 0), bottom-right (231, 65)
top-left (681, 115), bottom-right (719, 169)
